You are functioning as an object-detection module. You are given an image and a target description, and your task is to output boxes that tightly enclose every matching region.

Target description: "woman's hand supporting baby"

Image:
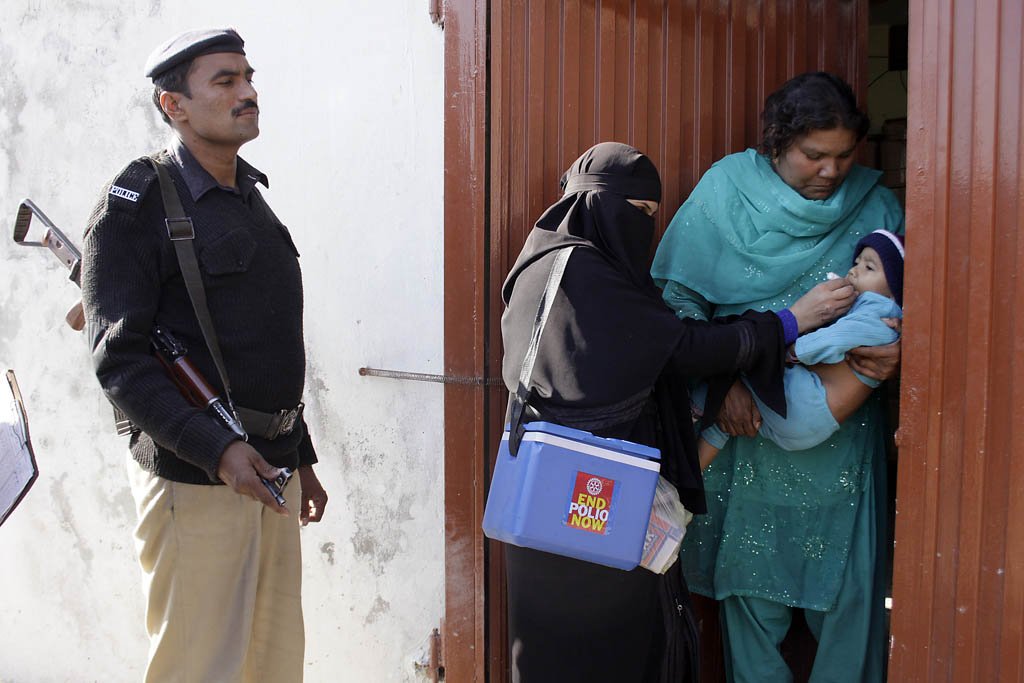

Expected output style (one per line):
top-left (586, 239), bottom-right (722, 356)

top-left (717, 380), bottom-right (762, 438)
top-left (846, 317), bottom-right (902, 381)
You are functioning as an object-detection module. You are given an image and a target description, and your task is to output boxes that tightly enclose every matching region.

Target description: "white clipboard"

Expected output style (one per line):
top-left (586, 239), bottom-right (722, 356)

top-left (0, 369), bottom-right (38, 527)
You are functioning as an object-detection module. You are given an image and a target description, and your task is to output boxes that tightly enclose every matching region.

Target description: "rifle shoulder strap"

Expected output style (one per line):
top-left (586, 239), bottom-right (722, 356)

top-left (146, 157), bottom-right (238, 414)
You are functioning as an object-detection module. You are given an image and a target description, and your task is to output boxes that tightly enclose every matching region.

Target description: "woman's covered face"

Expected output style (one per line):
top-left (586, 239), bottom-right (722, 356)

top-left (626, 198), bottom-right (659, 216)
top-left (773, 126), bottom-right (859, 200)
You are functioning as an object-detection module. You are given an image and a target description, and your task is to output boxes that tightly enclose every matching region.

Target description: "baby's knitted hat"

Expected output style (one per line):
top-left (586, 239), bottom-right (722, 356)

top-left (853, 229), bottom-right (905, 307)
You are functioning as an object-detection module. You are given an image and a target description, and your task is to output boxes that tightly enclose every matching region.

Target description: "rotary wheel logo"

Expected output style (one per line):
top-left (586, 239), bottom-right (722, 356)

top-left (586, 477), bottom-right (603, 495)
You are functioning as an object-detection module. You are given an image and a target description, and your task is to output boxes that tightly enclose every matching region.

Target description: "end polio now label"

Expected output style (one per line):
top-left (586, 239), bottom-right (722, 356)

top-left (565, 471), bottom-right (616, 534)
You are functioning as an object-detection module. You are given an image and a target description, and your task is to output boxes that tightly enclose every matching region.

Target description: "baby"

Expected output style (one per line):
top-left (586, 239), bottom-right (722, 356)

top-left (697, 229), bottom-right (905, 469)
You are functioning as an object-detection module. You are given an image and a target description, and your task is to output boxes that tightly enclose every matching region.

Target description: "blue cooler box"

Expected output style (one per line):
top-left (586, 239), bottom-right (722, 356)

top-left (482, 421), bottom-right (661, 570)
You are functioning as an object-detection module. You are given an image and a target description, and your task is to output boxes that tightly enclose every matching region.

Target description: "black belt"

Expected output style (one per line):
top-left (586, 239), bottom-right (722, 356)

top-left (236, 403), bottom-right (304, 440)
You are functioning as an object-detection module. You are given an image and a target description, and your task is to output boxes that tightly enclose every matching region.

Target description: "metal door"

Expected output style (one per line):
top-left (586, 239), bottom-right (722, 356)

top-left (444, 1), bottom-right (871, 680)
top-left (889, 0), bottom-right (1024, 680)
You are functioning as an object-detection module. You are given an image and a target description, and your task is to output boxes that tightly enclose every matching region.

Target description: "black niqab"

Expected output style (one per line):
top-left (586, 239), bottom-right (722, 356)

top-left (505, 142), bottom-right (662, 296)
top-left (501, 143), bottom-right (686, 412)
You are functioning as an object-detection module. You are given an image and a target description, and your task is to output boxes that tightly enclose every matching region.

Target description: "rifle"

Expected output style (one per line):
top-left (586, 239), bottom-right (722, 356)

top-left (12, 199), bottom-right (290, 505)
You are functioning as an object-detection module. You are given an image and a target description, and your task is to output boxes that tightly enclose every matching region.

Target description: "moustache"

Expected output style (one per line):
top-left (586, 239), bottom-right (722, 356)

top-left (232, 101), bottom-right (259, 117)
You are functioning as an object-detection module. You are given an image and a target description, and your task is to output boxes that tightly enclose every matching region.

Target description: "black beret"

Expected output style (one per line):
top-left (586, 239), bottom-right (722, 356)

top-left (145, 28), bottom-right (246, 80)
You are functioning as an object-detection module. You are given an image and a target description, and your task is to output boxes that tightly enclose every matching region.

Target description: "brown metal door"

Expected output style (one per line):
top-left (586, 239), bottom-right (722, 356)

top-left (888, 0), bottom-right (1024, 680)
top-left (444, 1), bottom-right (871, 681)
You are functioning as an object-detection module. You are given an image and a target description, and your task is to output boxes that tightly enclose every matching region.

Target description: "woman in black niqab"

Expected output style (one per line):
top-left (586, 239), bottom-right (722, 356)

top-left (501, 142), bottom-right (788, 682)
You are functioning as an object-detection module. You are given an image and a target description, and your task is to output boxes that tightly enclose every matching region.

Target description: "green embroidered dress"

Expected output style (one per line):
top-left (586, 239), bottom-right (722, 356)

top-left (651, 149), bottom-right (903, 613)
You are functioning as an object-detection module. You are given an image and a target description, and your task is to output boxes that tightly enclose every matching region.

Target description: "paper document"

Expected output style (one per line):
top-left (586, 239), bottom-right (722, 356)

top-left (0, 369), bottom-right (38, 527)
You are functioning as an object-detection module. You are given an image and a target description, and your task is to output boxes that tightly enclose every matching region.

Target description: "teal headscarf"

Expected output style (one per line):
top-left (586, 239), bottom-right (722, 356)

top-left (651, 149), bottom-right (903, 306)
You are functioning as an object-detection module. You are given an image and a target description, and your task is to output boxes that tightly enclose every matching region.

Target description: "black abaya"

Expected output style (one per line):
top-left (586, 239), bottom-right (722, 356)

top-left (500, 143), bottom-right (785, 682)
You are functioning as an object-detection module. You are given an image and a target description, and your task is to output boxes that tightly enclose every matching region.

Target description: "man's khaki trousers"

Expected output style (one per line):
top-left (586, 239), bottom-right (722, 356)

top-left (127, 454), bottom-right (305, 683)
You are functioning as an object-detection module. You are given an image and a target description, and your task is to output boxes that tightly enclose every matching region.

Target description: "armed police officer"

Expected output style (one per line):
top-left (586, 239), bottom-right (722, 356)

top-left (80, 28), bottom-right (327, 682)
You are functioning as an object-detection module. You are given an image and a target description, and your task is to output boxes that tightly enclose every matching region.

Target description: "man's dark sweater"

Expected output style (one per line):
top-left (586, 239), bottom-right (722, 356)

top-left (81, 139), bottom-right (316, 484)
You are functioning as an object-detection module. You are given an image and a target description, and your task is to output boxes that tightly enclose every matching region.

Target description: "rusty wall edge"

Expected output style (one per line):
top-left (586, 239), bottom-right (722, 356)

top-left (443, 0), bottom-right (489, 680)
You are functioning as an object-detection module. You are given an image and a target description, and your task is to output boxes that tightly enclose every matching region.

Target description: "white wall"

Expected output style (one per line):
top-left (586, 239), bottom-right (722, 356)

top-left (0, 2), bottom-right (445, 680)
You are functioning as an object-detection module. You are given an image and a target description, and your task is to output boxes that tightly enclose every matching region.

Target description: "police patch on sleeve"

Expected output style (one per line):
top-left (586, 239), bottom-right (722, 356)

top-left (109, 185), bottom-right (140, 202)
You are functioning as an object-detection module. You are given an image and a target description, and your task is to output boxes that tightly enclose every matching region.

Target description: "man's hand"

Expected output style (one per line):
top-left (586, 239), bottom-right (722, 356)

top-left (217, 440), bottom-right (290, 515)
top-left (297, 465), bottom-right (328, 526)
top-left (789, 278), bottom-right (857, 333)
top-left (717, 379), bottom-right (762, 437)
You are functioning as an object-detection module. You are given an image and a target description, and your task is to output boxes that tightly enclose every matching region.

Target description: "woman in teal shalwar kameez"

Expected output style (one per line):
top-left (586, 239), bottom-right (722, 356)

top-left (651, 73), bottom-right (904, 682)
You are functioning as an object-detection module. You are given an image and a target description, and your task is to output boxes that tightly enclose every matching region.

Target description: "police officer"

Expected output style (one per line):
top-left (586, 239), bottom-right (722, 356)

top-left (81, 28), bottom-right (327, 682)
